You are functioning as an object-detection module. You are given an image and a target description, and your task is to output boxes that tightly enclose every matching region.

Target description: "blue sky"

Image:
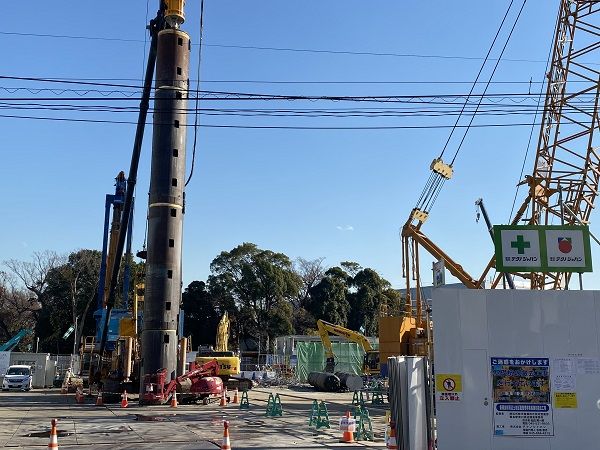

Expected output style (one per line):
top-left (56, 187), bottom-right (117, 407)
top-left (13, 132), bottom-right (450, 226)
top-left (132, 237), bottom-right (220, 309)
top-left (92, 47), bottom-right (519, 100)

top-left (3, 1), bottom-right (596, 290)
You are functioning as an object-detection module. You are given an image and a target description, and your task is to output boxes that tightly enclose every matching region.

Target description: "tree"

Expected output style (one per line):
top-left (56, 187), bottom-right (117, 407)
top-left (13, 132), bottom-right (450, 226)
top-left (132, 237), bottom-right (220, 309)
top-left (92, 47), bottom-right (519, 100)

top-left (32, 250), bottom-right (101, 353)
top-left (308, 267), bottom-right (350, 326)
top-left (181, 281), bottom-right (220, 349)
top-left (340, 261), bottom-right (362, 278)
top-left (381, 288), bottom-right (404, 317)
top-left (57, 250), bottom-right (101, 354)
top-left (347, 268), bottom-right (391, 335)
top-left (0, 271), bottom-right (38, 349)
top-left (208, 243), bottom-right (301, 352)
top-left (292, 257), bottom-right (325, 334)
top-left (293, 257), bottom-right (326, 308)
top-left (4, 250), bottom-right (64, 310)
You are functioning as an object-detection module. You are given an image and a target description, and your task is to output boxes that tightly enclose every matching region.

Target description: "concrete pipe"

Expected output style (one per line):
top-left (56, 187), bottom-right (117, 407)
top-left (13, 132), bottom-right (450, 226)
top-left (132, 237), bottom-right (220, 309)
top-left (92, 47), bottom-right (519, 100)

top-left (308, 372), bottom-right (341, 392)
top-left (335, 372), bottom-right (363, 392)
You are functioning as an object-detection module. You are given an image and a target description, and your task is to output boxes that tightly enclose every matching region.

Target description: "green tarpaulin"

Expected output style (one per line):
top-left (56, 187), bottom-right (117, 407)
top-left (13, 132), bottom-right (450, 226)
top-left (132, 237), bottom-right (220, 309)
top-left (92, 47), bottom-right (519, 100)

top-left (295, 341), bottom-right (363, 382)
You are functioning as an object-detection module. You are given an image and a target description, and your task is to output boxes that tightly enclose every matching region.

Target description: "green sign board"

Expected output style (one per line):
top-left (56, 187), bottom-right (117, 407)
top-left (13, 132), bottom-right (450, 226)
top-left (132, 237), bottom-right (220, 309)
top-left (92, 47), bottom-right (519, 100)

top-left (493, 225), bottom-right (592, 273)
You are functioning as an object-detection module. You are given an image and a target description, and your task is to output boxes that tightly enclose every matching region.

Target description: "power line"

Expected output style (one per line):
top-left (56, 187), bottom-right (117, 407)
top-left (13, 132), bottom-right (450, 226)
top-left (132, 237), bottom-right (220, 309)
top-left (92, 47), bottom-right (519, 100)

top-left (3, 101), bottom-right (595, 118)
top-left (0, 113), bottom-right (550, 129)
top-left (0, 30), bottom-right (549, 64)
top-left (0, 76), bottom-right (557, 85)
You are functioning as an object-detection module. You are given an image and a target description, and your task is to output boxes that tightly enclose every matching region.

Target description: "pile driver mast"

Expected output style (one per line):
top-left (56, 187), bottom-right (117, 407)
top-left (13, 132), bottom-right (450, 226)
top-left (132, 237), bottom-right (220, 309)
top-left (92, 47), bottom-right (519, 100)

top-left (90, 1), bottom-right (191, 402)
top-left (140, 0), bottom-right (190, 394)
top-left (402, 0), bottom-right (600, 320)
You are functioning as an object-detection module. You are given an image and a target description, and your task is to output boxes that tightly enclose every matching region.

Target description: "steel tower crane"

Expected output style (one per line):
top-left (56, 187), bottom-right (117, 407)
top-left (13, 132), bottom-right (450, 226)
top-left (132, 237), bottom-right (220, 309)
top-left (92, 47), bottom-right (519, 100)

top-left (402, 0), bottom-right (600, 323)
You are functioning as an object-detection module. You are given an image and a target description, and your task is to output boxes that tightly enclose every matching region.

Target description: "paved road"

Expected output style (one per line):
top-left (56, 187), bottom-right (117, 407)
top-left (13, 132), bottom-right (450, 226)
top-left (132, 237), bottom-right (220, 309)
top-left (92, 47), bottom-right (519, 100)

top-left (0, 387), bottom-right (387, 449)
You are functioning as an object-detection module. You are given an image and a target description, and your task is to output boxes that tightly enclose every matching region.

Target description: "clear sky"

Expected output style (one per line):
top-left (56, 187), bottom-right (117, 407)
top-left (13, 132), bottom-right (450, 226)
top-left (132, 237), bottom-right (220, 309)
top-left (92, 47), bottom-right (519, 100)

top-left (3, 1), bottom-right (597, 290)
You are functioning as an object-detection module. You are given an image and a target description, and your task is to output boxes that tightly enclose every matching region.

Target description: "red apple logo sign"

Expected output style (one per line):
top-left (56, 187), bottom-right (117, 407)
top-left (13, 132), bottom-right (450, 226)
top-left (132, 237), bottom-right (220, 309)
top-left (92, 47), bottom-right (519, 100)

top-left (558, 237), bottom-right (572, 254)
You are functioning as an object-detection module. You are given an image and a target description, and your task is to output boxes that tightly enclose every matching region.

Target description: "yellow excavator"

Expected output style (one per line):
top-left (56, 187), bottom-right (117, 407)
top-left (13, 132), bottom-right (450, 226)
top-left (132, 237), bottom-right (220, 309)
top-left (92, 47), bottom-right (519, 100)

top-left (316, 320), bottom-right (380, 376)
top-left (195, 312), bottom-right (251, 390)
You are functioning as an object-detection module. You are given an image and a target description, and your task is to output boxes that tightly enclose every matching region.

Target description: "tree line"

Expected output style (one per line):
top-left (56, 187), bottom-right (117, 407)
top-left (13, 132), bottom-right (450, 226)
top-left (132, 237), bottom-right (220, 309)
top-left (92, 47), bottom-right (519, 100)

top-left (1, 243), bottom-right (403, 353)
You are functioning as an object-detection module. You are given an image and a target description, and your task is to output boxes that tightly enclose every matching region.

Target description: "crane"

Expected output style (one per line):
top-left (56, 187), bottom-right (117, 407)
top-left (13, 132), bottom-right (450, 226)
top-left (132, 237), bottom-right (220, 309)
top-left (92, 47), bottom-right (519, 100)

top-left (0, 329), bottom-right (33, 352)
top-left (316, 320), bottom-right (379, 376)
top-left (402, 0), bottom-right (600, 319)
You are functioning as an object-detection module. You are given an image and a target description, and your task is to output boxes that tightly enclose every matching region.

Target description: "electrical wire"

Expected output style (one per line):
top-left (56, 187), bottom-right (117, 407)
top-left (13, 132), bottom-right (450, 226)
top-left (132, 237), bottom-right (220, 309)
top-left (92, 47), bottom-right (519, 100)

top-left (450, 0), bottom-right (529, 166)
top-left (0, 30), bottom-right (551, 64)
top-left (185, 0), bottom-right (204, 187)
top-left (438, 0), bottom-right (515, 160)
top-left (508, 1), bottom-right (560, 223)
top-left (0, 113), bottom-right (554, 129)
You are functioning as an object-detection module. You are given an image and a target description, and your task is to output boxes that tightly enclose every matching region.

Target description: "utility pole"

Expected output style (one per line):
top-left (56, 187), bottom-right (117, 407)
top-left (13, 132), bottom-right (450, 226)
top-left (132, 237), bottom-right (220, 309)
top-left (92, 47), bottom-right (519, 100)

top-left (140, 0), bottom-right (190, 390)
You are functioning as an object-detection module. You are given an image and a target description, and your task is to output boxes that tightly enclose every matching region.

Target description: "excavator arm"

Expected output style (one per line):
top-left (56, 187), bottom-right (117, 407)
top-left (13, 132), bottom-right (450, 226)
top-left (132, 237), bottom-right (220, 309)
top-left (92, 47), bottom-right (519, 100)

top-left (316, 320), bottom-right (373, 372)
top-left (164, 359), bottom-right (220, 397)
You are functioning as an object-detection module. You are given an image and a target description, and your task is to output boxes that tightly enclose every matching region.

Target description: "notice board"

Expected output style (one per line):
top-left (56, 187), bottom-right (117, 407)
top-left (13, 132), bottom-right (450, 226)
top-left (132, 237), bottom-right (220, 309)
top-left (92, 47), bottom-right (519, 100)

top-left (433, 289), bottom-right (600, 450)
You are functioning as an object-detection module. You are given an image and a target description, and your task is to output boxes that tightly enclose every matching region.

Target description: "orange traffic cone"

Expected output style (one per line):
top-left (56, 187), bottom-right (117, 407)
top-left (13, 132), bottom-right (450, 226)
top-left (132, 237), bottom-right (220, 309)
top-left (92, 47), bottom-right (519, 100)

top-left (220, 388), bottom-right (227, 407)
top-left (232, 389), bottom-right (239, 404)
top-left (121, 390), bottom-right (128, 408)
top-left (48, 418), bottom-right (58, 449)
top-left (340, 411), bottom-right (355, 444)
top-left (95, 390), bottom-right (103, 406)
top-left (221, 420), bottom-right (231, 450)
top-left (387, 420), bottom-right (398, 449)
top-left (170, 391), bottom-right (178, 408)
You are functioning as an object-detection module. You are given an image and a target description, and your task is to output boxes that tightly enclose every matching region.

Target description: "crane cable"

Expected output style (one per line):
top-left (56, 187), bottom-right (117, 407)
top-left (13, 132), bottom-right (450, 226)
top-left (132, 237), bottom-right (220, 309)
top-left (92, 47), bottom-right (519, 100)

top-left (508, 0), bottom-right (560, 223)
top-left (415, 0), bottom-right (517, 212)
top-left (414, 0), bottom-right (527, 214)
top-left (449, 0), bottom-right (528, 166)
top-left (185, 0), bottom-right (205, 187)
top-left (437, 0), bottom-right (516, 161)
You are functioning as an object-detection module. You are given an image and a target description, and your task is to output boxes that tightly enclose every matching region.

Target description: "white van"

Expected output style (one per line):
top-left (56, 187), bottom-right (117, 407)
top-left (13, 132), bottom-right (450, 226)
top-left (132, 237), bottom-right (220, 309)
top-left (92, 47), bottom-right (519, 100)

top-left (2, 365), bottom-right (33, 391)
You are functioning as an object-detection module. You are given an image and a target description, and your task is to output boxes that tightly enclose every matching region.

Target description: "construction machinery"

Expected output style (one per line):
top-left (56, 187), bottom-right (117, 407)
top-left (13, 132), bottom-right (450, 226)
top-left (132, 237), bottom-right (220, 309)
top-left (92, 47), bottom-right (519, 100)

top-left (141, 359), bottom-right (223, 405)
top-left (79, 172), bottom-right (138, 394)
top-left (316, 320), bottom-right (380, 376)
top-left (0, 329), bottom-right (33, 352)
top-left (401, 0), bottom-right (600, 318)
top-left (195, 312), bottom-right (252, 391)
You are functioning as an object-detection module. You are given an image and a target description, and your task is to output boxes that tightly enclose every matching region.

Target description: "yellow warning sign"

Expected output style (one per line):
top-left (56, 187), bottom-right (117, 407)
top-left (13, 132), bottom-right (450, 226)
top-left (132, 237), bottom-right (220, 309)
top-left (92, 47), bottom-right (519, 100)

top-left (435, 374), bottom-right (462, 392)
top-left (554, 392), bottom-right (577, 408)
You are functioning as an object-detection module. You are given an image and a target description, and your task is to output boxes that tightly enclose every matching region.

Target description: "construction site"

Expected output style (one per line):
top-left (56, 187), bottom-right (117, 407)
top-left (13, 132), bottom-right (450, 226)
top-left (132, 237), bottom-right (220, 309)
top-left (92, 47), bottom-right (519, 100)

top-left (3, 0), bottom-right (600, 449)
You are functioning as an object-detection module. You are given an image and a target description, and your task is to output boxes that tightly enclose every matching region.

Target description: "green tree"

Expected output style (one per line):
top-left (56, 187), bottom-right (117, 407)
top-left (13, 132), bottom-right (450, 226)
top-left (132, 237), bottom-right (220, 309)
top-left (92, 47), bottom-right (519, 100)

top-left (382, 288), bottom-right (404, 317)
top-left (39, 249), bottom-right (101, 353)
top-left (181, 280), bottom-right (220, 349)
top-left (308, 267), bottom-right (350, 326)
top-left (347, 268), bottom-right (391, 335)
top-left (208, 243), bottom-right (301, 352)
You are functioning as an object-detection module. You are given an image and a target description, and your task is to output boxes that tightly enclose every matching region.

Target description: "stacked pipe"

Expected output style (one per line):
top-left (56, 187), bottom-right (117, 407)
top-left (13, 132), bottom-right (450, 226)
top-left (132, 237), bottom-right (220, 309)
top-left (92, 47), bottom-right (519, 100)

top-left (335, 372), bottom-right (363, 392)
top-left (308, 372), bottom-right (340, 392)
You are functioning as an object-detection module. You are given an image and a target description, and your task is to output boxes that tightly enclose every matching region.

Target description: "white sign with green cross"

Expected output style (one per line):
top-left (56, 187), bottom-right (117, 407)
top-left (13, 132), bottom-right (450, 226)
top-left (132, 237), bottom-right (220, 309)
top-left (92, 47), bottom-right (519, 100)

top-left (494, 225), bottom-right (592, 273)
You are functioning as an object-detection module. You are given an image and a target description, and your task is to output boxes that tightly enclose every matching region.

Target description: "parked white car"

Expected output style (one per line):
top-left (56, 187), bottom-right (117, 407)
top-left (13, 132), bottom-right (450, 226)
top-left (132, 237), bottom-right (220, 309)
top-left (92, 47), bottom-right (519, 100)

top-left (2, 365), bottom-right (33, 391)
